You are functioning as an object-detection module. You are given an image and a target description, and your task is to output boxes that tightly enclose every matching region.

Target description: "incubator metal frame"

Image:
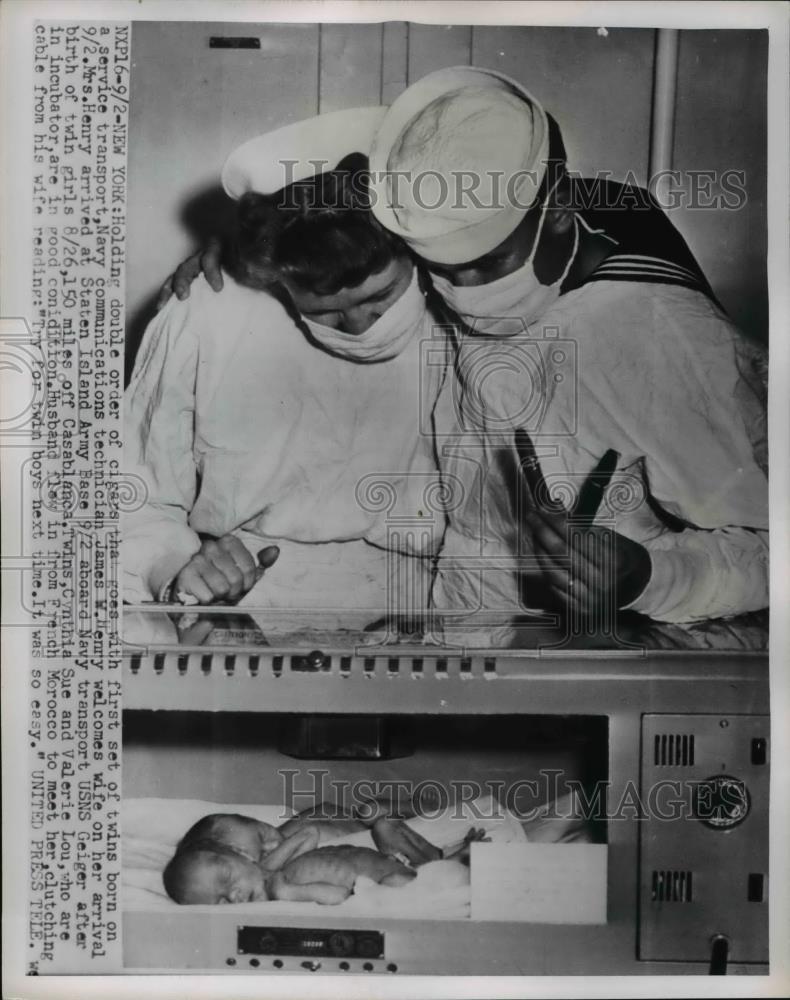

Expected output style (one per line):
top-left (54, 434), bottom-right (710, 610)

top-left (122, 643), bottom-right (769, 976)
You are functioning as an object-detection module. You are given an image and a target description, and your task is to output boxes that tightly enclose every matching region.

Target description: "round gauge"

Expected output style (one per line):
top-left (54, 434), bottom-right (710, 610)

top-left (256, 931), bottom-right (278, 953)
top-left (328, 931), bottom-right (355, 957)
top-left (357, 935), bottom-right (382, 959)
top-left (694, 774), bottom-right (750, 829)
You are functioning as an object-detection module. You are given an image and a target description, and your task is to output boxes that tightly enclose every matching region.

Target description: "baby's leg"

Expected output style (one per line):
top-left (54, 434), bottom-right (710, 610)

top-left (379, 870), bottom-right (417, 887)
top-left (367, 852), bottom-right (418, 887)
top-left (268, 871), bottom-right (351, 905)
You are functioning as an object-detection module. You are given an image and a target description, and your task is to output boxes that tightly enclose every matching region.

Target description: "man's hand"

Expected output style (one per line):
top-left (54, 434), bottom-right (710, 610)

top-left (156, 238), bottom-right (224, 310)
top-left (525, 506), bottom-right (652, 617)
top-left (515, 430), bottom-right (651, 618)
top-left (172, 535), bottom-right (279, 605)
top-left (371, 817), bottom-right (442, 865)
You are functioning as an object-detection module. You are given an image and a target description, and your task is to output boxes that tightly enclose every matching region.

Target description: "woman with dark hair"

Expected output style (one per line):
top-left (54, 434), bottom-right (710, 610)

top-left (123, 110), bottom-right (454, 625)
top-left (230, 152), bottom-right (409, 315)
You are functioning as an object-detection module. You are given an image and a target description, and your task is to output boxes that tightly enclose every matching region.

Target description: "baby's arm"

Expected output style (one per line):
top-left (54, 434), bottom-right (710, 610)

top-left (267, 870), bottom-right (351, 905)
top-left (278, 803), bottom-right (367, 840)
top-left (286, 794), bottom-right (420, 828)
top-left (260, 826), bottom-right (319, 871)
top-left (289, 801), bottom-right (356, 822)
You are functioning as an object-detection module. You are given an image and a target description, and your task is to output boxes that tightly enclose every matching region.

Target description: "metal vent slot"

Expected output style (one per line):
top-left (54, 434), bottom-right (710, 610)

top-left (339, 656), bottom-right (351, 677)
top-left (200, 654), bottom-right (212, 675)
top-left (272, 655), bottom-right (283, 677)
top-left (654, 733), bottom-right (695, 766)
top-left (129, 653), bottom-right (141, 675)
top-left (411, 658), bottom-right (423, 677)
top-left (484, 657), bottom-right (497, 677)
top-left (177, 654), bottom-right (189, 675)
top-left (363, 657), bottom-right (375, 677)
top-left (435, 658), bottom-right (448, 677)
top-left (387, 657), bottom-right (399, 676)
top-left (224, 655), bottom-right (236, 676)
top-left (209, 36), bottom-right (261, 49)
top-left (248, 655), bottom-right (260, 677)
top-left (153, 653), bottom-right (165, 675)
top-left (747, 873), bottom-right (765, 902)
top-left (651, 869), bottom-right (693, 902)
top-left (460, 657), bottom-right (472, 677)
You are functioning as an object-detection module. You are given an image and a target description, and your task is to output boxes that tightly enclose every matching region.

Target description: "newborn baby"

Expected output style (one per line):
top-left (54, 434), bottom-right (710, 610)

top-left (163, 811), bottom-right (481, 905)
top-left (169, 809), bottom-right (370, 861)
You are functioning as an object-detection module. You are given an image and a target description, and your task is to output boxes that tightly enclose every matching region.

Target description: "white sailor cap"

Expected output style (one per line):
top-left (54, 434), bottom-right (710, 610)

top-left (222, 106), bottom-right (388, 199)
top-left (368, 67), bottom-right (551, 265)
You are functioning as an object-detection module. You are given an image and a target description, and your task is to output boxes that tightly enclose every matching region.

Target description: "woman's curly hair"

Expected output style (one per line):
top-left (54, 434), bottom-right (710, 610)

top-left (227, 153), bottom-right (409, 295)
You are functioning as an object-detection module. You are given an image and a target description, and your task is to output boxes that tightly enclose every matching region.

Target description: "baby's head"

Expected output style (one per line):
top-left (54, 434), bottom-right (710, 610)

top-left (163, 844), bottom-right (270, 904)
top-left (178, 813), bottom-right (283, 862)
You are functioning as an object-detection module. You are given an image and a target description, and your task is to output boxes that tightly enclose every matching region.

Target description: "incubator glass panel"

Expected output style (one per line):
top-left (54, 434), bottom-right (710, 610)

top-left (122, 711), bottom-right (608, 924)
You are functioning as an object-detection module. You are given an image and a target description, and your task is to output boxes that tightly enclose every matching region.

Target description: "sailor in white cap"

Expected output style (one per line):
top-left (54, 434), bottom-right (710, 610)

top-left (366, 67), bottom-right (767, 641)
top-left (154, 71), bottom-right (766, 645)
top-left (123, 108), bottom-right (452, 628)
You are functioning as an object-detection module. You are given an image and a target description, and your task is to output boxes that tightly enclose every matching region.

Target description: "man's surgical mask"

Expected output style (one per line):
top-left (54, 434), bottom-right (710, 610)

top-left (430, 189), bottom-right (579, 336)
top-left (302, 269), bottom-right (427, 362)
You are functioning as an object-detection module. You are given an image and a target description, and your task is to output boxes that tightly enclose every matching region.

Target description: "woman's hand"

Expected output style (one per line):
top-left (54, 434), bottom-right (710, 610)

top-left (371, 817), bottom-right (442, 865)
top-left (442, 827), bottom-right (490, 863)
top-left (156, 238), bottom-right (224, 309)
top-left (172, 535), bottom-right (279, 605)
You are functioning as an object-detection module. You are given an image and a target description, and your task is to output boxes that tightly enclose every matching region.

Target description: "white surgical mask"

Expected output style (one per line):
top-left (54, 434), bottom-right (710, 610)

top-left (430, 187), bottom-right (580, 337)
top-left (302, 269), bottom-right (426, 362)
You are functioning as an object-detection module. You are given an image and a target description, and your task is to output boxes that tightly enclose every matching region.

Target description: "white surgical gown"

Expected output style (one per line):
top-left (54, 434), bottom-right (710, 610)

top-left (123, 275), bottom-right (448, 621)
top-left (432, 280), bottom-right (768, 629)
